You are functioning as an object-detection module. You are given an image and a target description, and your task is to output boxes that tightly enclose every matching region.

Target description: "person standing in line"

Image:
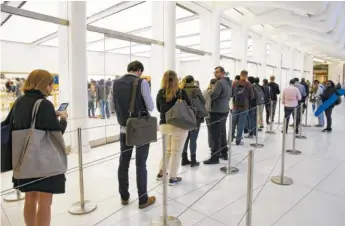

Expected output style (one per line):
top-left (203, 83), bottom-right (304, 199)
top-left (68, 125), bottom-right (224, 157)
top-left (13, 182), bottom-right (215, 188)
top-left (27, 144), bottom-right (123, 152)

top-left (247, 76), bottom-right (258, 138)
top-left (309, 82), bottom-right (318, 112)
top-left (156, 70), bottom-right (191, 185)
top-left (282, 79), bottom-right (302, 133)
top-left (268, 75), bottom-right (280, 123)
top-left (180, 75), bottom-right (206, 168)
top-left (113, 61), bottom-right (156, 209)
top-left (88, 83), bottom-right (96, 118)
top-left (254, 77), bottom-right (265, 129)
top-left (204, 66), bottom-right (232, 164)
top-left (320, 80), bottom-right (339, 132)
top-left (300, 78), bottom-right (309, 112)
top-left (203, 78), bottom-right (218, 152)
top-left (15, 78), bottom-right (23, 97)
top-left (262, 79), bottom-right (272, 124)
top-left (97, 79), bottom-right (111, 119)
top-left (314, 80), bottom-right (325, 127)
top-left (231, 70), bottom-right (255, 145)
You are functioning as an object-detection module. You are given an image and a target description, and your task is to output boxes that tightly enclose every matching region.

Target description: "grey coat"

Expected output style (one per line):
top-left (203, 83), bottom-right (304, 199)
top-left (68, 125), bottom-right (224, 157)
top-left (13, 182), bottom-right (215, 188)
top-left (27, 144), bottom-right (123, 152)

top-left (209, 77), bottom-right (232, 113)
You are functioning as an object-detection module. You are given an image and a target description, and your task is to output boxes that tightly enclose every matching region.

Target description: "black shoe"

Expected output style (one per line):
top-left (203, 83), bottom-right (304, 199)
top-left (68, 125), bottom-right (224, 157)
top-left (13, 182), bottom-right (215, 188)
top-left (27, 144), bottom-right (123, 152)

top-left (190, 155), bottom-right (200, 168)
top-left (322, 128), bottom-right (332, 132)
top-left (236, 141), bottom-right (244, 146)
top-left (266, 121), bottom-right (270, 125)
top-left (220, 154), bottom-right (228, 161)
top-left (181, 153), bottom-right (191, 166)
top-left (203, 156), bottom-right (219, 165)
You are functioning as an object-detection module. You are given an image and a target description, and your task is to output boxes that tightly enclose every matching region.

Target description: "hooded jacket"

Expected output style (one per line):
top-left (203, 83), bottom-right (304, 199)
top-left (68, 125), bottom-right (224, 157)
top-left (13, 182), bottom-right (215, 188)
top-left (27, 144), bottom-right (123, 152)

top-left (209, 77), bottom-right (232, 113)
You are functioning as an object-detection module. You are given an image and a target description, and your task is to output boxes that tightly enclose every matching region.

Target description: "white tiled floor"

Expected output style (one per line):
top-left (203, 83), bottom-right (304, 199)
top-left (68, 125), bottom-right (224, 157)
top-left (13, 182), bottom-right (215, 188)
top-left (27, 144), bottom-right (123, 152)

top-left (1, 103), bottom-right (345, 226)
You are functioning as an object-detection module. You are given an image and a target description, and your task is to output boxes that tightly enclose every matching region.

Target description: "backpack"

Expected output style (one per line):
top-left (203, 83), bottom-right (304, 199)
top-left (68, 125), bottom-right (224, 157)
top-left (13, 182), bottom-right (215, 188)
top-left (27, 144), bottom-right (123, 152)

top-left (253, 84), bottom-right (265, 105)
top-left (233, 84), bottom-right (247, 107)
top-left (189, 89), bottom-right (208, 118)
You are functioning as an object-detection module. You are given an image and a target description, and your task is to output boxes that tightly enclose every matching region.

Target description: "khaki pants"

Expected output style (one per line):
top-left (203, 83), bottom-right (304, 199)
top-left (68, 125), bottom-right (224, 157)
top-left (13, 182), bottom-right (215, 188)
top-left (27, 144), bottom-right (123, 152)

top-left (258, 105), bottom-right (264, 126)
top-left (159, 124), bottom-right (188, 178)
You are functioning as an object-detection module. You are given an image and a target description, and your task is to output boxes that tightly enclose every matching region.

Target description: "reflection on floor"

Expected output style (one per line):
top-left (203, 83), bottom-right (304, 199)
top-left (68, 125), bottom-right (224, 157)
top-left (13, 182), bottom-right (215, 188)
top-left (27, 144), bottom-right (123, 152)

top-left (1, 103), bottom-right (345, 226)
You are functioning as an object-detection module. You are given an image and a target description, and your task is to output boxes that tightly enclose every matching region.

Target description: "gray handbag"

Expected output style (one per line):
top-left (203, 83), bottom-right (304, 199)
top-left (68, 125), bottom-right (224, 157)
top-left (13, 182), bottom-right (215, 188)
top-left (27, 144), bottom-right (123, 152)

top-left (165, 90), bottom-right (197, 130)
top-left (12, 99), bottom-right (67, 179)
top-left (126, 78), bottom-right (157, 146)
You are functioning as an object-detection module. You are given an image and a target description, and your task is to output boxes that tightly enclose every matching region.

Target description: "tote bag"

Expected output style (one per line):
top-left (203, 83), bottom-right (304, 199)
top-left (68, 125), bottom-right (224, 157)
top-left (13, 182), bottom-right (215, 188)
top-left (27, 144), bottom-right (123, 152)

top-left (126, 78), bottom-right (157, 146)
top-left (12, 99), bottom-right (67, 179)
top-left (165, 91), bottom-right (197, 130)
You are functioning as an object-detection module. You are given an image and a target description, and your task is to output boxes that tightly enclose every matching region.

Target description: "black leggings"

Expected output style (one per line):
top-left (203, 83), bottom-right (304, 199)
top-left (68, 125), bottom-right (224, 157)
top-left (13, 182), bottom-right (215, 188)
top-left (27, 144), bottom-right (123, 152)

top-left (324, 107), bottom-right (333, 129)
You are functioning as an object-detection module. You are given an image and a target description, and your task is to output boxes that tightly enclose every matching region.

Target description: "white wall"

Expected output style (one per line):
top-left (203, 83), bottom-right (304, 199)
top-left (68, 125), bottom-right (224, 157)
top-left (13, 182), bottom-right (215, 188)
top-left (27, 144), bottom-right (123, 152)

top-left (328, 62), bottom-right (344, 83)
top-left (0, 41), bottom-right (151, 80)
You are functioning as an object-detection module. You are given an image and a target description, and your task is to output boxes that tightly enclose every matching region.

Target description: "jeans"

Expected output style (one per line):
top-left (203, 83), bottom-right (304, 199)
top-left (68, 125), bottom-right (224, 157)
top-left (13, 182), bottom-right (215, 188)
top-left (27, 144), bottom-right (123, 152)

top-left (182, 128), bottom-right (200, 156)
top-left (325, 107), bottom-right (333, 129)
top-left (316, 100), bottom-right (324, 126)
top-left (100, 99), bottom-right (110, 118)
top-left (88, 101), bottom-right (95, 117)
top-left (284, 107), bottom-right (299, 133)
top-left (209, 112), bottom-right (229, 157)
top-left (118, 133), bottom-right (149, 205)
top-left (312, 102), bottom-right (316, 112)
top-left (258, 105), bottom-right (264, 127)
top-left (232, 109), bottom-right (248, 144)
top-left (248, 108), bottom-right (257, 136)
top-left (271, 100), bottom-right (277, 122)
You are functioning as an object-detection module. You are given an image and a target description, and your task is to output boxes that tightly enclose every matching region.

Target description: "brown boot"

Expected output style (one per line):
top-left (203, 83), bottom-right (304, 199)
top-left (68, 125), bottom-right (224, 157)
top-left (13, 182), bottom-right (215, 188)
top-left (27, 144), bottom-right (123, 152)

top-left (121, 199), bottom-right (129, 205)
top-left (138, 196), bottom-right (156, 209)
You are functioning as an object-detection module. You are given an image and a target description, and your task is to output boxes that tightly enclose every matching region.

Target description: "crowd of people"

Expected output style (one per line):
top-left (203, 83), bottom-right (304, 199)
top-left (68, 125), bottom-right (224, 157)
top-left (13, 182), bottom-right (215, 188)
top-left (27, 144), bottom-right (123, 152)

top-left (1, 61), bottom-right (344, 225)
top-left (4, 78), bottom-right (25, 97)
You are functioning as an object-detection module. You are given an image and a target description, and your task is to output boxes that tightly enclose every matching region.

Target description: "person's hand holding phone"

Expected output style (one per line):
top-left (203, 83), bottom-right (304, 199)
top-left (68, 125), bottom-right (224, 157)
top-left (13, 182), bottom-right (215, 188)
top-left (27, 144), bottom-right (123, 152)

top-left (57, 111), bottom-right (68, 120)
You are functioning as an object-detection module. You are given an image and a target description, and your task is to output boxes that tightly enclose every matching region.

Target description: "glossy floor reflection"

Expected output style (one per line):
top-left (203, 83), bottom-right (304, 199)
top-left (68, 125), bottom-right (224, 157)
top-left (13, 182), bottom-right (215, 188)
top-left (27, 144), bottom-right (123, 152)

top-left (1, 103), bottom-right (345, 226)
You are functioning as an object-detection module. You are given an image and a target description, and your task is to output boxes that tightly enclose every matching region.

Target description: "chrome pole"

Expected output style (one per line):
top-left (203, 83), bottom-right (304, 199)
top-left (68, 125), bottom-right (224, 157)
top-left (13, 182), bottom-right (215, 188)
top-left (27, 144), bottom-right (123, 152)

top-left (286, 108), bottom-right (302, 155)
top-left (246, 150), bottom-right (254, 226)
top-left (303, 100), bottom-right (311, 127)
top-left (277, 97), bottom-right (282, 124)
top-left (220, 113), bottom-right (239, 174)
top-left (151, 134), bottom-right (181, 226)
top-left (271, 118), bottom-right (293, 185)
top-left (250, 107), bottom-right (264, 148)
top-left (69, 128), bottom-right (97, 215)
top-left (297, 104), bottom-right (307, 139)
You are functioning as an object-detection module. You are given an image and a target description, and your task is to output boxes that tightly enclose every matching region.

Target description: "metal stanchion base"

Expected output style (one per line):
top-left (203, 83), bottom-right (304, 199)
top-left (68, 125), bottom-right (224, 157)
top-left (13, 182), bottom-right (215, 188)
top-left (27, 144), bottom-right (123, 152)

top-left (286, 149), bottom-right (302, 155)
top-left (220, 166), bottom-right (239, 175)
top-left (250, 143), bottom-right (264, 148)
top-left (271, 176), bottom-right (293, 185)
top-left (3, 192), bottom-right (25, 202)
top-left (265, 131), bottom-right (276, 134)
top-left (150, 216), bottom-right (182, 226)
top-left (68, 201), bottom-right (97, 215)
top-left (295, 135), bottom-right (307, 139)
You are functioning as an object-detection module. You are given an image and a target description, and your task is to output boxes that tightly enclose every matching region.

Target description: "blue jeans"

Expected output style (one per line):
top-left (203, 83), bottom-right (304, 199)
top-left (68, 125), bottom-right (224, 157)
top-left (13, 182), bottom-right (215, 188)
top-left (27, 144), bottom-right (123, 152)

top-left (232, 109), bottom-right (248, 143)
top-left (100, 99), bottom-right (110, 118)
top-left (316, 100), bottom-right (324, 126)
top-left (182, 128), bottom-right (200, 156)
top-left (248, 108), bottom-right (257, 136)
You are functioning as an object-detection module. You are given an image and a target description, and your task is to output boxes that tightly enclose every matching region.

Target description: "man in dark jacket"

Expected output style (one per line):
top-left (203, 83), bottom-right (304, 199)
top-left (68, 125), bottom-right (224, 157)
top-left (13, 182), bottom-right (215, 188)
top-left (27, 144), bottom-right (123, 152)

top-left (97, 79), bottom-right (111, 119)
top-left (204, 66), bottom-right (232, 165)
top-left (262, 79), bottom-right (271, 124)
top-left (301, 78), bottom-right (309, 112)
top-left (112, 61), bottom-right (156, 209)
top-left (268, 75), bottom-right (280, 123)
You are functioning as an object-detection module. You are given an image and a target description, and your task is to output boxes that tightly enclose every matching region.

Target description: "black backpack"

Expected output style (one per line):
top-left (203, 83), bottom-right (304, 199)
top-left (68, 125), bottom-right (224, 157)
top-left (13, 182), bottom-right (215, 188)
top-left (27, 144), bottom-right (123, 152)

top-left (233, 84), bottom-right (247, 107)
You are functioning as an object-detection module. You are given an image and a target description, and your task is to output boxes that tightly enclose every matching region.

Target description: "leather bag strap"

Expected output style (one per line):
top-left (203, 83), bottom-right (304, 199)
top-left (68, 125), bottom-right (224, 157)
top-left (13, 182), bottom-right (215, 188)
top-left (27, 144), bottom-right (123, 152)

top-left (129, 78), bottom-right (140, 116)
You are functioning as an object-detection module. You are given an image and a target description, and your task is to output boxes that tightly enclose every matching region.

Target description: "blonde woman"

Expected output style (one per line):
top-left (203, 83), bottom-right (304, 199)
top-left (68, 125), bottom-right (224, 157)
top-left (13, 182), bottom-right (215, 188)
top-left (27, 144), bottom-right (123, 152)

top-left (156, 70), bottom-right (191, 185)
top-left (2, 70), bottom-right (68, 226)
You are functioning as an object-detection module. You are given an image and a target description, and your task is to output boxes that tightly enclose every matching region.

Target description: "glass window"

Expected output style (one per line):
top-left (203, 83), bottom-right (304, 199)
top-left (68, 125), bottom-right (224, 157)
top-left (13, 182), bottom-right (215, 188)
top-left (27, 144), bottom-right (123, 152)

top-left (176, 35), bottom-right (200, 46)
top-left (176, 19), bottom-right (199, 37)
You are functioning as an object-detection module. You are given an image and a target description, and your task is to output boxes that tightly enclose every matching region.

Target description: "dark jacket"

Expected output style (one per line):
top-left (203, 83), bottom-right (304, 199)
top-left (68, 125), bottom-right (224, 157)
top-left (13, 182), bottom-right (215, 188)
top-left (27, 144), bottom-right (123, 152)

top-left (262, 84), bottom-right (271, 104)
top-left (113, 74), bottom-right (147, 126)
top-left (183, 82), bottom-right (206, 125)
top-left (321, 83), bottom-right (337, 109)
top-left (209, 77), bottom-right (232, 113)
top-left (97, 79), bottom-right (111, 101)
top-left (156, 89), bottom-right (191, 125)
top-left (301, 81), bottom-right (309, 96)
top-left (268, 82), bottom-right (280, 101)
top-left (2, 90), bottom-right (67, 134)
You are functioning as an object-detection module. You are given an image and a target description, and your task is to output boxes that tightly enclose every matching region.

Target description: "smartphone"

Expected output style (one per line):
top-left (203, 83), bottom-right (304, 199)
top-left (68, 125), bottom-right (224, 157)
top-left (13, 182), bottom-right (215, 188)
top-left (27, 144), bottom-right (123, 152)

top-left (57, 103), bottom-right (69, 111)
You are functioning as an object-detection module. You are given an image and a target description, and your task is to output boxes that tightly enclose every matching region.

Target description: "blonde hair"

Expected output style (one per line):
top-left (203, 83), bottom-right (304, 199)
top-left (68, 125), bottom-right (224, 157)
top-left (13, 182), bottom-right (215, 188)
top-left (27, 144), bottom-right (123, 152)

top-left (161, 70), bottom-right (179, 102)
top-left (179, 77), bottom-right (186, 89)
top-left (23, 69), bottom-right (54, 96)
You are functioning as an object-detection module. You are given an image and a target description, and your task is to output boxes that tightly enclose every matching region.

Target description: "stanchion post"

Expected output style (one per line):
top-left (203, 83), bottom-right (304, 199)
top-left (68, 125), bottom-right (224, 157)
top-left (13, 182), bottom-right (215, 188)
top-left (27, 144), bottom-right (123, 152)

top-left (151, 134), bottom-right (181, 226)
top-left (277, 97), bottom-right (282, 124)
top-left (246, 150), bottom-right (254, 226)
top-left (271, 118), bottom-right (294, 185)
top-left (250, 107), bottom-right (264, 148)
top-left (303, 100), bottom-right (311, 127)
top-left (3, 189), bottom-right (25, 202)
top-left (286, 107), bottom-right (302, 155)
top-left (296, 104), bottom-right (307, 139)
top-left (220, 113), bottom-right (239, 174)
top-left (69, 128), bottom-right (97, 215)
top-left (266, 100), bottom-right (276, 134)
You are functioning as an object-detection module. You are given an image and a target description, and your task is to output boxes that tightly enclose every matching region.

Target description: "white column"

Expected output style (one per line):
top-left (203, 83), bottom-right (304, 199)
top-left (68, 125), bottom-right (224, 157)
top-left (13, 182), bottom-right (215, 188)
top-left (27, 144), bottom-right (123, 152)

top-left (69, 1), bottom-right (90, 151)
top-left (163, 1), bottom-right (176, 70)
top-left (289, 48), bottom-right (295, 80)
top-left (199, 12), bottom-right (213, 89)
top-left (300, 51), bottom-right (305, 78)
top-left (151, 1), bottom-right (164, 109)
top-left (211, 9), bottom-right (221, 68)
top-left (276, 44), bottom-right (283, 88)
top-left (232, 27), bottom-right (249, 71)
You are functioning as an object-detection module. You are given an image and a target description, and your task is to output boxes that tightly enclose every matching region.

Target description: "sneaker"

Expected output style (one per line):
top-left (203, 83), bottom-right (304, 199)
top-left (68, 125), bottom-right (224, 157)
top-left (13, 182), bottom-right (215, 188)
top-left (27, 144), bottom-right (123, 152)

top-left (236, 141), bottom-right (244, 146)
top-left (191, 161), bottom-right (200, 168)
top-left (169, 177), bottom-right (182, 186)
top-left (259, 125), bottom-right (264, 129)
top-left (156, 173), bottom-right (168, 181)
top-left (139, 196), bottom-right (156, 209)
